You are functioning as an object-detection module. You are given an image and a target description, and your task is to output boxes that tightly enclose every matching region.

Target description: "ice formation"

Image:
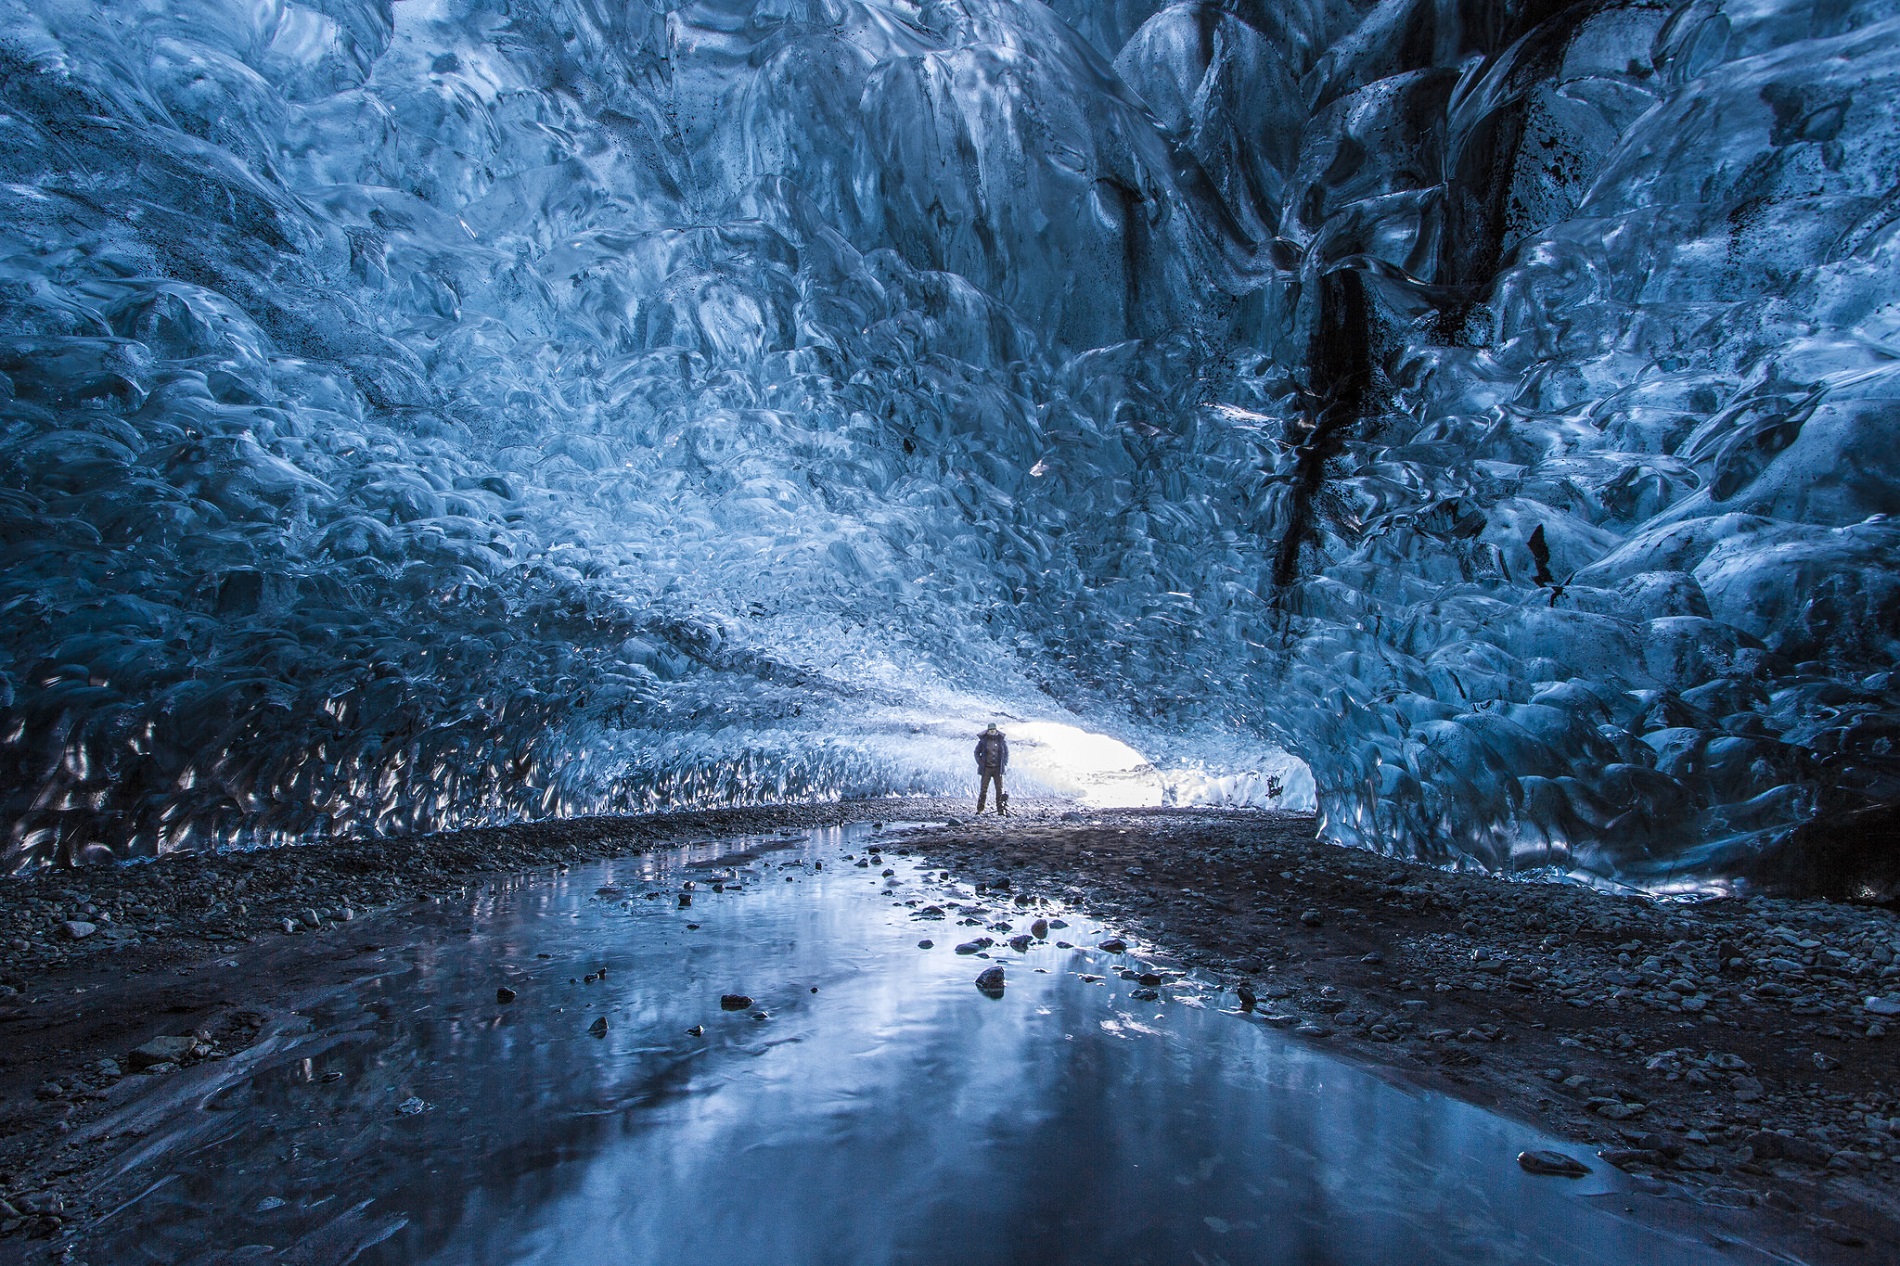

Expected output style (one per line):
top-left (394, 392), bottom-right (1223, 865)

top-left (0, 0), bottom-right (1893, 886)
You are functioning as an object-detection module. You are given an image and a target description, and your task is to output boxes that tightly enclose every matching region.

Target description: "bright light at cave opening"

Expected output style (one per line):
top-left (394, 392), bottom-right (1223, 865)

top-left (1007, 722), bottom-right (1164, 808)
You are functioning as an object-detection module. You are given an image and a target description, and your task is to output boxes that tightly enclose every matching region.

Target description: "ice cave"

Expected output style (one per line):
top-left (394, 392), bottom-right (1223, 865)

top-left (0, 0), bottom-right (1896, 891)
top-left (3, 0), bottom-right (1900, 1260)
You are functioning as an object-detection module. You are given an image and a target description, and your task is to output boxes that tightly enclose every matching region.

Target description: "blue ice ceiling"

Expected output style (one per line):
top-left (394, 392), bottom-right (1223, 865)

top-left (0, 0), bottom-right (1895, 884)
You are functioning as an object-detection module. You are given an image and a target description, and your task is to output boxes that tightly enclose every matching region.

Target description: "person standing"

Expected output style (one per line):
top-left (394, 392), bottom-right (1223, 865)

top-left (975, 723), bottom-right (1009, 815)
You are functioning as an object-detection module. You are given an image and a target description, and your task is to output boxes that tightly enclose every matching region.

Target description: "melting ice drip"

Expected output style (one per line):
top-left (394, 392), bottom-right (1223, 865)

top-left (0, 0), bottom-right (1893, 885)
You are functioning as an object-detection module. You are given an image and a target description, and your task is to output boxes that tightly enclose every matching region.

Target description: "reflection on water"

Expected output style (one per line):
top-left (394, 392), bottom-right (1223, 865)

top-left (80, 826), bottom-right (1782, 1265)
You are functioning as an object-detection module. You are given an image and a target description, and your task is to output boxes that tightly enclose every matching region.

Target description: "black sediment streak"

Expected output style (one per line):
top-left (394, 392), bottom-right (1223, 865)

top-left (1273, 268), bottom-right (1371, 589)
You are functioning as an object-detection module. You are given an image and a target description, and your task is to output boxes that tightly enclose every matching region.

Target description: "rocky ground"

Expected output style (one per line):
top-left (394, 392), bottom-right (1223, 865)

top-left (907, 805), bottom-right (1900, 1257)
top-left (1, 798), bottom-right (1898, 1261)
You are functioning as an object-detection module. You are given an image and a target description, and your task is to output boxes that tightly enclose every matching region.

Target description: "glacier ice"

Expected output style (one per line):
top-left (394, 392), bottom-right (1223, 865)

top-left (0, 0), bottom-right (1893, 889)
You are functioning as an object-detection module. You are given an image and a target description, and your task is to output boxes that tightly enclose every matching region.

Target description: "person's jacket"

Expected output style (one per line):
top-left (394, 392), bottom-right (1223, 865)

top-left (975, 732), bottom-right (1008, 772)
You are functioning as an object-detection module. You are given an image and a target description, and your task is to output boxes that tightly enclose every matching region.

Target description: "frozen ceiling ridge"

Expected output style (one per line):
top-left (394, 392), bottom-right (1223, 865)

top-left (0, 0), bottom-right (1895, 894)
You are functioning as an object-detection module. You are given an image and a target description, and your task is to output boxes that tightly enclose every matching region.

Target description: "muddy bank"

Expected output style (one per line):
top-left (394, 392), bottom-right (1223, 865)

top-left (906, 806), bottom-right (1900, 1256)
top-left (1, 799), bottom-right (1898, 1260)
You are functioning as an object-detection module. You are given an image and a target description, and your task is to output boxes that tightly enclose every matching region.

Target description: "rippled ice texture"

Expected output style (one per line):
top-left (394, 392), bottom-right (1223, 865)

top-left (0, 0), bottom-right (1894, 879)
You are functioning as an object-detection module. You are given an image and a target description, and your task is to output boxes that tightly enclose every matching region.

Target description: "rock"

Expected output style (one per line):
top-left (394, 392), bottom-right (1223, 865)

top-left (1293, 1022), bottom-right (1333, 1038)
top-left (1299, 910), bottom-right (1323, 927)
top-left (58, 921), bottom-right (96, 941)
top-left (1597, 1148), bottom-right (1668, 1170)
top-left (128, 1036), bottom-right (197, 1070)
top-left (300, 908), bottom-right (321, 929)
top-left (720, 994), bottom-right (753, 1010)
top-left (1587, 1099), bottom-right (1647, 1121)
top-left (1048, 919), bottom-right (1068, 929)
top-left (917, 939), bottom-right (934, 949)
top-left (321, 1071), bottom-right (343, 1084)
top-left (280, 918), bottom-right (297, 935)
top-left (1812, 1050), bottom-right (1840, 1072)
top-left (1863, 995), bottom-right (1900, 1016)
top-left (1731, 1075), bottom-right (1764, 1102)
top-left (686, 1025), bottom-right (703, 1036)
top-left (1008, 934), bottom-right (1033, 952)
top-left (1743, 1131), bottom-right (1831, 1166)
top-left (1030, 919), bottom-right (1049, 939)
top-left (1519, 1150), bottom-right (1591, 1178)
top-left (496, 987), bottom-right (517, 1004)
top-left (588, 1016), bottom-right (608, 1036)
top-left (678, 893), bottom-right (692, 908)
top-left (1098, 938), bottom-right (1127, 953)
top-left (96, 1058), bottom-right (121, 1078)
top-left (975, 966), bottom-right (1006, 996)
top-left (1130, 987), bottom-right (1159, 1002)
top-left (955, 938), bottom-right (993, 954)
top-left (1236, 984), bottom-right (1257, 1012)
top-left (396, 1096), bottom-right (427, 1115)
top-left (1136, 972), bottom-right (1163, 987)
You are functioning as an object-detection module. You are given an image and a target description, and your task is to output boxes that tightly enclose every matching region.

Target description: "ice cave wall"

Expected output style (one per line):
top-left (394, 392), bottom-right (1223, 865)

top-left (0, 0), bottom-right (1894, 890)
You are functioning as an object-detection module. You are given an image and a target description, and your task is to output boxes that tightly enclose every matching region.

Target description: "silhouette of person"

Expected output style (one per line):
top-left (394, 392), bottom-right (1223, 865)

top-left (975, 723), bottom-right (1009, 815)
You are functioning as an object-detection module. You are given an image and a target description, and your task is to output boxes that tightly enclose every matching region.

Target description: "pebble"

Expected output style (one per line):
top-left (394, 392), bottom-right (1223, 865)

top-left (58, 921), bottom-right (96, 941)
top-left (496, 987), bottom-right (517, 1004)
top-left (588, 1016), bottom-right (608, 1036)
top-left (300, 909), bottom-right (321, 929)
top-left (1098, 938), bottom-right (1127, 953)
top-left (720, 994), bottom-right (753, 1010)
top-left (1518, 1150), bottom-right (1591, 1178)
top-left (974, 966), bottom-right (1006, 994)
top-left (128, 1036), bottom-right (197, 1070)
top-left (917, 939), bottom-right (934, 949)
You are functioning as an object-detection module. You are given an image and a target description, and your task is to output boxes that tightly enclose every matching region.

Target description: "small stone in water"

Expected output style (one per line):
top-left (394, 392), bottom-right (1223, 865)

top-left (687, 1025), bottom-right (703, 1037)
top-left (588, 1016), bottom-right (609, 1036)
top-left (721, 994), bottom-right (753, 1010)
top-left (917, 939), bottom-right (934, 949)
top-left (496, 987), bottom-right (517, 1003)
top-left (1518, 1150), bottom-right (1591, 1178)
top-left (1098, 938), bottom-right (1127, 953)
top-left (321, 1071), bottom-right (343, 1084)
top-left (397, 1096), bottom-right (427, 1116)
top-left (975, 966), bottom-right (1006, 996)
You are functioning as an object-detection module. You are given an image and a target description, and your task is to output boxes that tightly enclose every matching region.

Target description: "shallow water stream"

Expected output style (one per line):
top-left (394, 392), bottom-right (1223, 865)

top-left (76, 825), bottom-right (1792, 1265)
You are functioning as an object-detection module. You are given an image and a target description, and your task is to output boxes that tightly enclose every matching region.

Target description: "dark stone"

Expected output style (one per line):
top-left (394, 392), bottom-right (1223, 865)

top-left (588, 1016), bottom-right (608, 1036)
top-left (1518, 1150), bottom-right (1591, 1178)
top-left (1130, 987), bottom-right (1159, 1002)
top-left (496, 987), bottom-right (517, 1003)
top-left (1137, 972), bottom-right (1163, 987)
top-left (975, 966), bottom-right (1006, 996)
top-left (1098, 938), bottom-right (1127, 953)
top-left (720, 994), bottom-right (753, 1010)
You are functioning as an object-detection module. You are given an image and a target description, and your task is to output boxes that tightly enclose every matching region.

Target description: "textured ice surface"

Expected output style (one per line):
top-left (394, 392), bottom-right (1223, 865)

top-left (0, 0), bottom-right (1893, 882)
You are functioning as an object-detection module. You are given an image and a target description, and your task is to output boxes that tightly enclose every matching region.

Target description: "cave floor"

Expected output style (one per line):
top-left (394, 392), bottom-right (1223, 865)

top-left (0, 800), bottom-right (1895, 1262)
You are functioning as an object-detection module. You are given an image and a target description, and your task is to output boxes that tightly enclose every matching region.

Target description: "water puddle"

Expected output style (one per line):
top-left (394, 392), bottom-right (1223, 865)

top-left (76, 825), bottom-right (1790, 1264)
